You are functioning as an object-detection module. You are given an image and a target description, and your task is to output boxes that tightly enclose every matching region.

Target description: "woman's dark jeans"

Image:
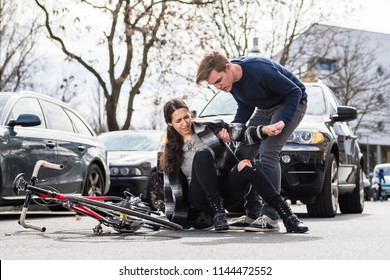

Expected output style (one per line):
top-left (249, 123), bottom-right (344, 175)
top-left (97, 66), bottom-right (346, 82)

top-left (188, 149), bottom-right (279, 214)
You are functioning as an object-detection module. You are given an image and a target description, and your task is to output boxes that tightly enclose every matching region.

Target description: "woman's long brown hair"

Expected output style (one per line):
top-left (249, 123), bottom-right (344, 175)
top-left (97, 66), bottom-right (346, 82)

top-left (159, 99), bottom-right (190, 174)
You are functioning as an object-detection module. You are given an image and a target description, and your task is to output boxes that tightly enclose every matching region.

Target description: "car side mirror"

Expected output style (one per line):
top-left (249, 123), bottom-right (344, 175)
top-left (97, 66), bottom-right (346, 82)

top-left (7, 114), bottom-right (42, 128)
top-left (332, 106), bottom-right (357, 122)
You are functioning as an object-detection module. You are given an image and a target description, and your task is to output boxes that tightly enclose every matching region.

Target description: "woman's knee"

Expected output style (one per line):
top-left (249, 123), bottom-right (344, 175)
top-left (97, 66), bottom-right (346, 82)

top-left (194, 149), bottom-right (212, 158)
top-left (237, 159), bottom-right (253, 172)
top-left (193, 149), bottom-right (213, 164)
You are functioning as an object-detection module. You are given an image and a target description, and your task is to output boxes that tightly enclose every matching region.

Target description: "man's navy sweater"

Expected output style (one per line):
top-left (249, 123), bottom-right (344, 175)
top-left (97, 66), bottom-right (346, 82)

top-left (230, 56), bottom-right (307, 124)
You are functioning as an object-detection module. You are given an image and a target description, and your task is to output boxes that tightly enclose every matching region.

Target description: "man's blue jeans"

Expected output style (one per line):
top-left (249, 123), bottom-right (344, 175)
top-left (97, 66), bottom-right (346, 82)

top-left (235, 102), bottom-right (307, 220)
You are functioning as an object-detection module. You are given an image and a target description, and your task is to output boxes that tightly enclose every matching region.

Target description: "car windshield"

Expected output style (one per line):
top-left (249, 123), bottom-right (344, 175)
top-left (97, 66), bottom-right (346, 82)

top-left (99, 132), bottom-right (162, 152)
top-left (374, 166), bottom-right (390, 176)
top-left (199, 91), bottom-right (237, 117)
top-left (199, 85), bottom-right (327, 117)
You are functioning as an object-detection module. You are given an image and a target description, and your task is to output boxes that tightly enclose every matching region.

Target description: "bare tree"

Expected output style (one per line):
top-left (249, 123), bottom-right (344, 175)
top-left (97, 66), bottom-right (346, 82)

top-left (289, 24), bottom-right (390, 133)
top-left (185, 0), bottom-right (354, 102)
top-left (324, 31), bottom-right (390, 134)
top-left (88, 80), bottom-right (106, 134)
top-left (34, 0), bottom-right (216, 131)
top-left (268, 0), bottom-right (329, 65)
top-left (191, 0), bottom-right (264, 58)
top-left (194, 0), bottom-right (351, 63)
top-left (0, 0), bottom-right (41, 91)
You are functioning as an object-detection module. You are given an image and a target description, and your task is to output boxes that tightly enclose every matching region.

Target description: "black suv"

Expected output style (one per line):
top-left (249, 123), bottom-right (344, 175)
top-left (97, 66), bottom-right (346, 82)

top-left (197, 82), bottom-right (364, 217)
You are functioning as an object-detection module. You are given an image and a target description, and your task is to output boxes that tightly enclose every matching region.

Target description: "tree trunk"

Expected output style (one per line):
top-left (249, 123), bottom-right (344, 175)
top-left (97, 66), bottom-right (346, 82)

top-left (106, 98), bottom-right (119, 131)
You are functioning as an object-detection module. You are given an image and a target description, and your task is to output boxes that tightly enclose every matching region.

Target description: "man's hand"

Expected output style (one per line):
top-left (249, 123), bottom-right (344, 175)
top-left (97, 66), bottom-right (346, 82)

top-left (262, 121), bottom-right (285, 136)
top-left (218, 128), bottom-right (232, 142)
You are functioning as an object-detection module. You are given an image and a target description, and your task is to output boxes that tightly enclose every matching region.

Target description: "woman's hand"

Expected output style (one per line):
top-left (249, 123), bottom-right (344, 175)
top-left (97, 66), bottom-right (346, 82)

top-left (218, 128), bottom-right (232, 142)
top-left (262, 121), bottom-right (285, 136)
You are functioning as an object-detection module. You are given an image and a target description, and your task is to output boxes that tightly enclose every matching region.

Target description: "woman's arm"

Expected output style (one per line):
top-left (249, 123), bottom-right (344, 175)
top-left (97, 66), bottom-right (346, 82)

top-left (220, 120), bottom-right (285, 142)
top-left (223, 123), bottom-right (267, 144)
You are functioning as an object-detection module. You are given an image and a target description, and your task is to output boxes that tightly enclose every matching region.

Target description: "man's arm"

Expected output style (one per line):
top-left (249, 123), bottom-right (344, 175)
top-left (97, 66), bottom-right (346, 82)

top-left (264, 64), bottom-right (304, 124)
top-left (232, 98), bottom-right (255, 124)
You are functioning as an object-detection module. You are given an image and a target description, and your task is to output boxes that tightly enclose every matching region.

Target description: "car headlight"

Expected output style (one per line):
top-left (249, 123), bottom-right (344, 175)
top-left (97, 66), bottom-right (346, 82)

top-left (110, 166), bottom-right (142, 176)
top-left (287, 129), bottom-right (324, 144)
top-left (110, 167), bottom-right (119, 176)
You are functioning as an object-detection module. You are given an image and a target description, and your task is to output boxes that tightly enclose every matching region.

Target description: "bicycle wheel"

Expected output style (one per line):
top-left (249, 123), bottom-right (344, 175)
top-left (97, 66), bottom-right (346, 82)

top-left (66, 195), bottom-right (182, 230)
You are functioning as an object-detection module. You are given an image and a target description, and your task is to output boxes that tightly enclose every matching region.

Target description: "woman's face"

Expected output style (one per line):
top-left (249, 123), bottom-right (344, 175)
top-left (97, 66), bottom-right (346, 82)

top-left (168, 108), bottom-right (193, 137)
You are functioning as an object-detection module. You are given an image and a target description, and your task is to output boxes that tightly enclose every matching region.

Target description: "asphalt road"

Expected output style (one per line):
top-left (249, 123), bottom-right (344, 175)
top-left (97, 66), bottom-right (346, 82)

top-left (1, 201), bottom-right (390, 260)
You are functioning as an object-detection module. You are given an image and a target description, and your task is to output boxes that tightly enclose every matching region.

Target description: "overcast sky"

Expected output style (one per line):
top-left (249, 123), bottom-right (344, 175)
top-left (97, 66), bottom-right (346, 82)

top-left (326, 0), bottom-right (390, 34)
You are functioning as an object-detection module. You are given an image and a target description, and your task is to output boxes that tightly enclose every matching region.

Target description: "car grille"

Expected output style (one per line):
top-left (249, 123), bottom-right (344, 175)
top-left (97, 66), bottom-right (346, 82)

top-left (287, 163), bottom-right (317, 184)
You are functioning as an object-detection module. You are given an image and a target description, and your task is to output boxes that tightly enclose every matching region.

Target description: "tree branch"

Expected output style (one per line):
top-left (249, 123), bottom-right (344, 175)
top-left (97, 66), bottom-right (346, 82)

top-left (35, 0), bottom-right (110, 100)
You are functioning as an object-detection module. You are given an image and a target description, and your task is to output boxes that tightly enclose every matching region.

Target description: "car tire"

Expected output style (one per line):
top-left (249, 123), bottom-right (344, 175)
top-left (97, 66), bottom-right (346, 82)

top-left (147, 172), bottom-right (165, 211)
top-left (83, 163), bottom-right (105, 196)
top-left (339, 165), bottom-right (364, 214)
top-left (307, 153), bottom-right (338, 217)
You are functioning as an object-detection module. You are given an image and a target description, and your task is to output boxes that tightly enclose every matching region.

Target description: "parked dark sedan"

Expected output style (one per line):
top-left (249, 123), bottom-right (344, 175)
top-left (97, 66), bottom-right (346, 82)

top-left (98, 130), bottom-right (165, 210)
top-left (0, 91), bottom-right (110, 207)
top-left (197, 82), bottom-right (365, 217)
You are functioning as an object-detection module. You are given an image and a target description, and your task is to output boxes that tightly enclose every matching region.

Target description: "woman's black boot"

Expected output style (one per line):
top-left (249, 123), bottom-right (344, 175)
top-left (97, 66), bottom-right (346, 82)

top-left (210, 197), bottom-right (229, 231)
top-left (270, 196), bottom-right (308, 233)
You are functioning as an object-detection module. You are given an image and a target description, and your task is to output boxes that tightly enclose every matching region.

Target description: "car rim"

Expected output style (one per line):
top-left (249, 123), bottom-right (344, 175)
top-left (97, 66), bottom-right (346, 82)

top-left (359, 169), bottom-right (365, 206)
top-left (330, 159), bottom-right (339, 213)
top-left (88, 170), bottom-right (103, 196)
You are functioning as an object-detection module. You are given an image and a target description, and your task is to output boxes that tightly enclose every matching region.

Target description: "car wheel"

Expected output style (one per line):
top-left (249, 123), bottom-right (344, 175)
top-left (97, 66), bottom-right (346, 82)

top-left (83, 163), bottom-right (104, 196)
top-left (339, 165), bottom-right (364, 214)
top-left (147, 172), bottom-right (165, 211)
top-left (307, 153), bottom-right (338, 217)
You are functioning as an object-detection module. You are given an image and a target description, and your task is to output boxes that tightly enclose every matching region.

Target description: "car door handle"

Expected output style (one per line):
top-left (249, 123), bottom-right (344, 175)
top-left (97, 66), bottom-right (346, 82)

top-left (46, 141), bottom-right (56, 149)
top-left (78, 145), bottom-right (86, 151)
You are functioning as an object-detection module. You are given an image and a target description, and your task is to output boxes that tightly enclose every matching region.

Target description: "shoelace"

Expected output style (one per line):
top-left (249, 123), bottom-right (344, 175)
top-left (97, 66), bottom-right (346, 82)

top-left (254, 217), bottom-right (268, 228)
top-left (214, 213), bottom-right (226, 221)
top-left (286, 214), bottom-right (301, 225)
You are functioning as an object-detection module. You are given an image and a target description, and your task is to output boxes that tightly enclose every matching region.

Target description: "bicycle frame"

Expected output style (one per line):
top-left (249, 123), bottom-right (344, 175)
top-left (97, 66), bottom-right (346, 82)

top-left (13, 160), bottom-right (181, 233)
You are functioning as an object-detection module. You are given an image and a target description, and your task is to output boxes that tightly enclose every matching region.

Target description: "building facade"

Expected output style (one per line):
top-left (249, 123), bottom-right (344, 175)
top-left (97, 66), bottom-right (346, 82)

top-left (276, 24), bottom-right (390, 173)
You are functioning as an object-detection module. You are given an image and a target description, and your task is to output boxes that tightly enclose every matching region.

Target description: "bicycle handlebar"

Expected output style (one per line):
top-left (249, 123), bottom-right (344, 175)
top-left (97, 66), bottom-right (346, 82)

top-left (18, 160), bottom-right (64, 232)
top-left (32, 160), bottom-right (64, 178)
top-left (19, 207), bottom-right (46, 232)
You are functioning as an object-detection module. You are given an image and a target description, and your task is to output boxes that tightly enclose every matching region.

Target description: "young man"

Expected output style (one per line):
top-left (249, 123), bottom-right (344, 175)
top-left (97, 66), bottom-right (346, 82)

top-left (196, 50), bottom-right (307, 232)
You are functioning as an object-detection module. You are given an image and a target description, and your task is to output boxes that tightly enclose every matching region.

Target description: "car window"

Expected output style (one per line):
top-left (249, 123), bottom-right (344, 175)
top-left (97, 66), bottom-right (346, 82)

top-left (99, 133), bottom-right (161, 152)
top-left (39, 100), bottom-right (74, 133)
top-left (321, 86), bottom-right (339, 114)
top-left (65, 108), bottom-right (94, 136)
top-left (8, 97), bottom-right (46, 128)
top-left (305, 86), bottom-right (327, 115)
